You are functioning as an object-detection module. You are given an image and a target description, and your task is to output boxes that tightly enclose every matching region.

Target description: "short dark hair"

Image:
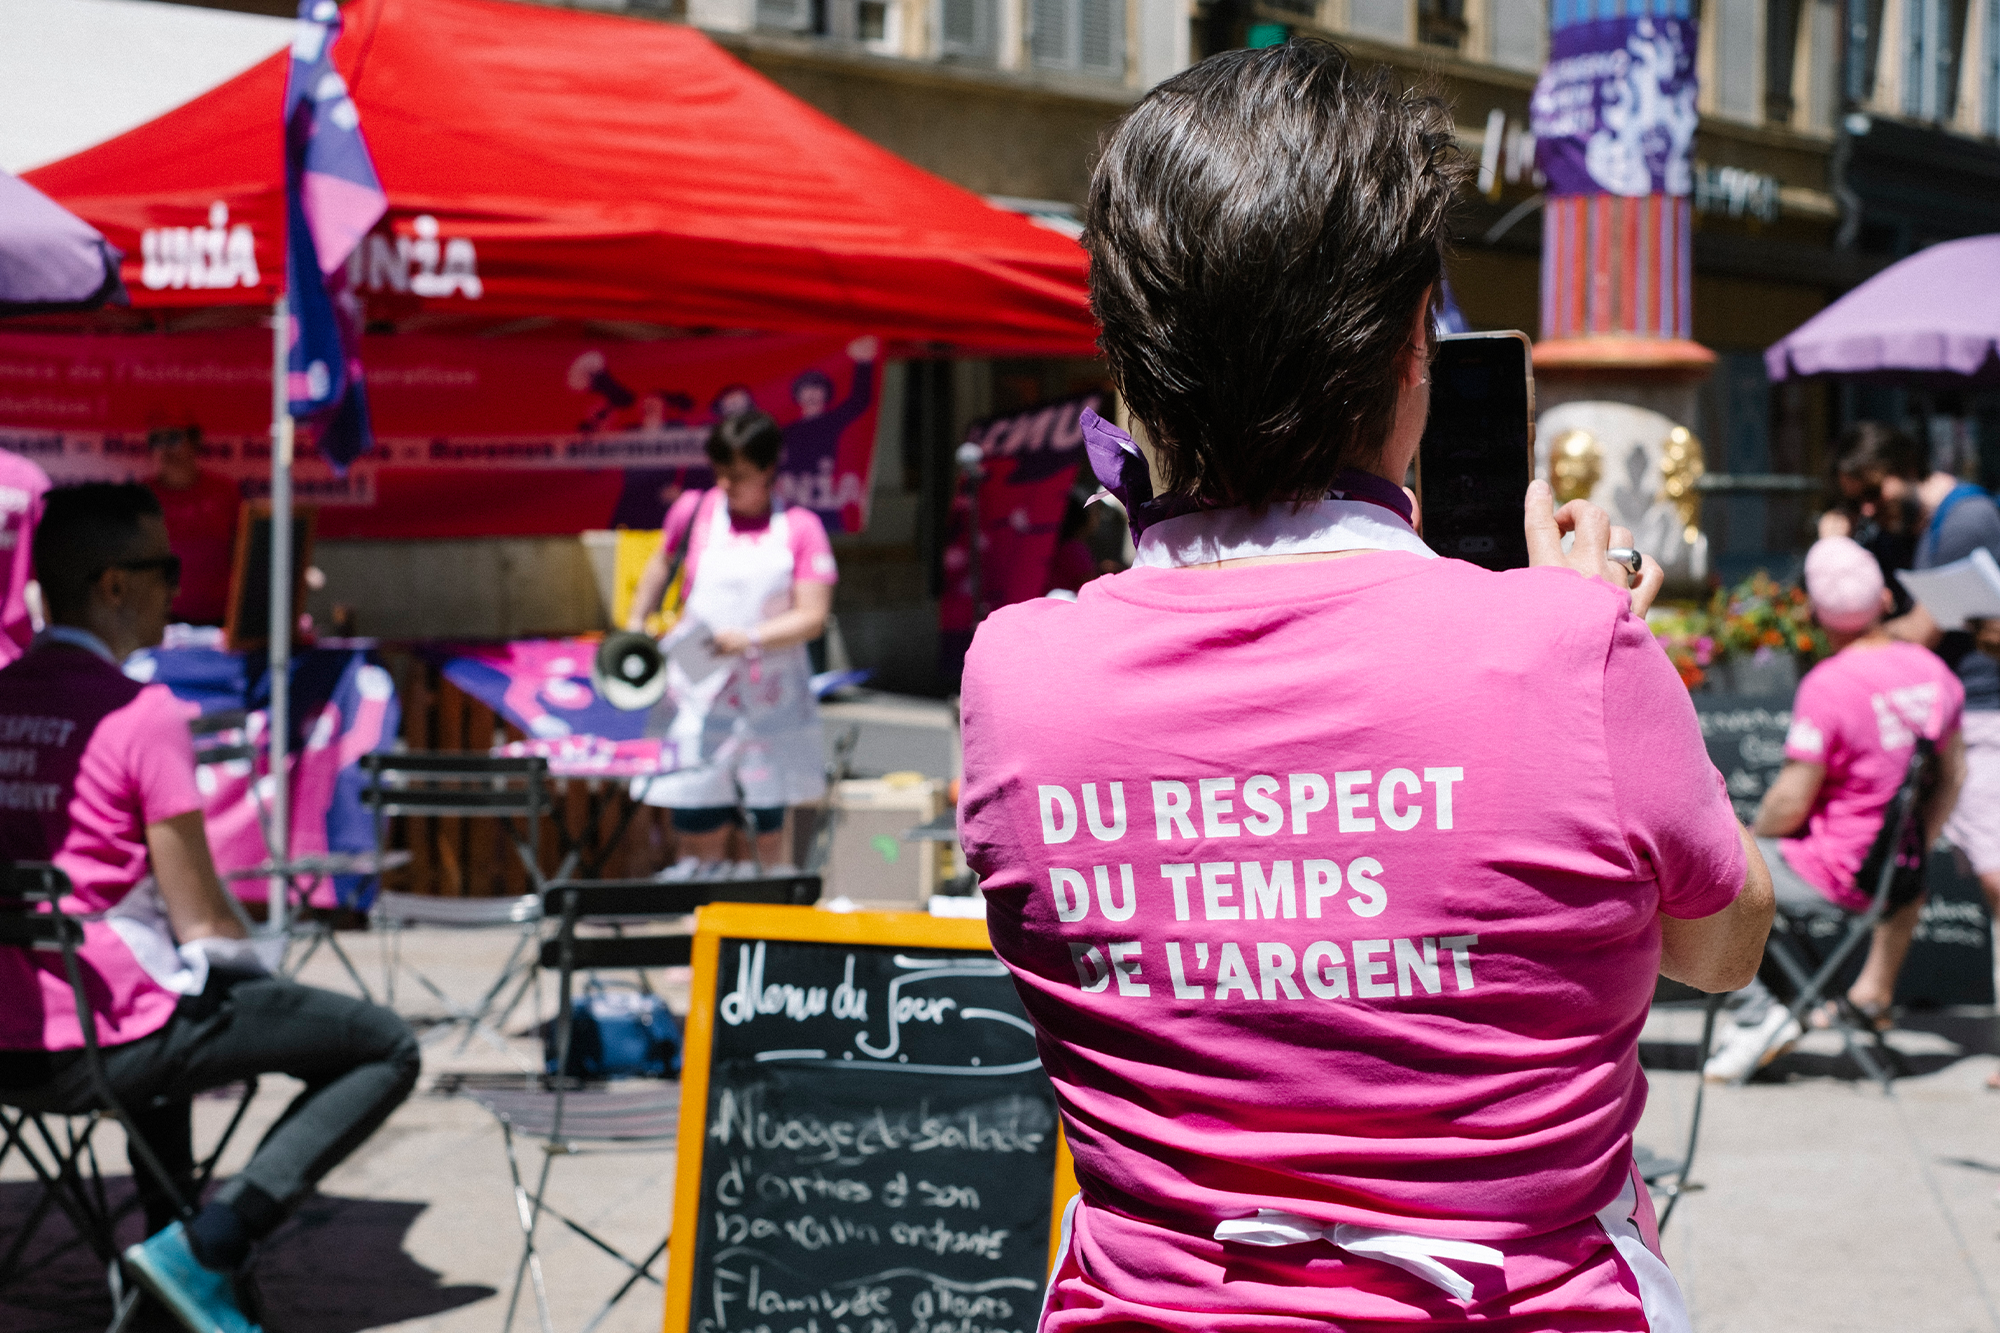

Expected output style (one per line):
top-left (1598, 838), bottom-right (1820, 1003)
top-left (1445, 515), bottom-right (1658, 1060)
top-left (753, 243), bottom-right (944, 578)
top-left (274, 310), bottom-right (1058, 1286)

top-left (791, 370), bottom-right (834, 401)
top-left (34, 483), bottom-right (164, 622)
top-left (1085, 41), bottom-right (1467, 509)
top-left (1835, 421), bottom-right (1926, 483)
top-left (705, 410), bottom-right (784, 472)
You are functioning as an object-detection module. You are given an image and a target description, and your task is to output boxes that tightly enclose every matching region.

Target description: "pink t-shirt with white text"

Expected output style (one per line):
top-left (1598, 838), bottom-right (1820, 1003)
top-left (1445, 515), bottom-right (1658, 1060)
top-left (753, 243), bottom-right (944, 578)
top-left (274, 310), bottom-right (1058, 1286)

top-left (0, 645), bottom-right (201, 1050)
top-left (0, 451), bottom-right (49, 667)
top-left (960, 554), bottom-right (1744, 1295)
top-left (1779, 642), bottom-right (1963, 911)
top-left (660, 489), bottom-right (838, 593)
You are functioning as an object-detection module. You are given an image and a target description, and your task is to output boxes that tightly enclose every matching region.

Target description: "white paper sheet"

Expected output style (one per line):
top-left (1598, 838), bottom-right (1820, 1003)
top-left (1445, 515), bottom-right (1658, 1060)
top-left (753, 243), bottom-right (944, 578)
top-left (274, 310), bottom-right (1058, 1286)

top-left (1896, 547), bottom-right (2000, 630)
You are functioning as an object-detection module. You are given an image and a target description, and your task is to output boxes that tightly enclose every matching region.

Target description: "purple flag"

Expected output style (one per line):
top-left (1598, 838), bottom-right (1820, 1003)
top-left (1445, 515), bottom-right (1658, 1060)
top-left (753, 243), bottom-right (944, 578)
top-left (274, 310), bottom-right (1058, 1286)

top-left (1530, 14), bottom-right (1697, 199)
top-left (284, 0), bottom-right (387, 470)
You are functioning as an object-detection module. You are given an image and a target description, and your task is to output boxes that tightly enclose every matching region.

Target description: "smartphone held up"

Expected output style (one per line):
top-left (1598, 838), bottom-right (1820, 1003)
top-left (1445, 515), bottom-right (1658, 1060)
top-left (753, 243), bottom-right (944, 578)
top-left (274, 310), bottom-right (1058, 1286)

top-left (1415, 331), bottom-right (1535, 571)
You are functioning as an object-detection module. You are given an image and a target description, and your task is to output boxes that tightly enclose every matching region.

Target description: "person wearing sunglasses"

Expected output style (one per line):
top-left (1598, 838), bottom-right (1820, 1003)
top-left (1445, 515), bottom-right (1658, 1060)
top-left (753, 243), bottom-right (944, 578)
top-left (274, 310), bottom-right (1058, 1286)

top-left (0, 483), bottom-right (417, 1333)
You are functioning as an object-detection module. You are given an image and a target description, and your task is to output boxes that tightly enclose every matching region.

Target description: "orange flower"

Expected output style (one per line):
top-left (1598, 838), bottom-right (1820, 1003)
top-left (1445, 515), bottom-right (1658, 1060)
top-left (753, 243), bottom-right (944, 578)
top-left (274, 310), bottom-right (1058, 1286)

top-left (1795, 633), bottom-right (1814, 652)
top-left (1762, 629), bottom-right (1785, 648)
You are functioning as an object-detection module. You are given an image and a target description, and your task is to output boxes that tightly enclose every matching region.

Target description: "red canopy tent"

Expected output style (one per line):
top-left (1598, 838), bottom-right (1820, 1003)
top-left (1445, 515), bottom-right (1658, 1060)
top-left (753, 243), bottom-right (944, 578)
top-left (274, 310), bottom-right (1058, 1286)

top-left (17, 0), bottom-right (1100, 538)
top-left (24, 0), bottom-right (1096, 356)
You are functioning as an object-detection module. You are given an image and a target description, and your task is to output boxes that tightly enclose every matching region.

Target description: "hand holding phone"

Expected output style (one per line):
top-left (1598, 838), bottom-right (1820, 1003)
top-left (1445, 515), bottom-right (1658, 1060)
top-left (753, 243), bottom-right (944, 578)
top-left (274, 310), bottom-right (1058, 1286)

top-left (1415, 331), bottom-right (1535, 570)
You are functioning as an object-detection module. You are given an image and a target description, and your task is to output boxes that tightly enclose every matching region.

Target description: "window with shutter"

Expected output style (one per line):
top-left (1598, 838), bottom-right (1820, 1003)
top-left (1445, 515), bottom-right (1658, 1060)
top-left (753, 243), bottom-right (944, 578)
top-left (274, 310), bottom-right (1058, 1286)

top-left (1713, 0), bottom-right (1761, 119)
top-left (1078, 0), bottom-right (1122, 73)
top-left (939, 0), bottom-right (997, 57)
top-left (1032, 0), bottom-right (1075, 68)
top-left (1346, 0), bottom-right (1410, 43)
top-left (1488, 0), bottom-right (1544, 72)
top-left (1985, 0), bottom-right (2000, 133)
top-left (756, 0), bottom-right (815, 31)
top-left (1902, 0), bottom-right (1968, 120)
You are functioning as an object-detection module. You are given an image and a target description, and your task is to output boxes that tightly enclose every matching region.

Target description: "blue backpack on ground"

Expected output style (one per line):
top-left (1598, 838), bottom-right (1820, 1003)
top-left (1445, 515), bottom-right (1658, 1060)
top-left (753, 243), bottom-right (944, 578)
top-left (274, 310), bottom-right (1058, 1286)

top-left (543, 979), bottom-right (681, 1079)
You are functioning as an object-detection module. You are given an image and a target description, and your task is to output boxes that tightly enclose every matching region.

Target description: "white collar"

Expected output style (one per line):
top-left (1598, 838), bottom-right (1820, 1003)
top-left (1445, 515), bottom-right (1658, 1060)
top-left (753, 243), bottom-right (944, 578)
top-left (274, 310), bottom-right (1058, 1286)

top-left (1132, 499), bottom-right (1437, 569)
top-left (33, 625), bottom-right (120, 665)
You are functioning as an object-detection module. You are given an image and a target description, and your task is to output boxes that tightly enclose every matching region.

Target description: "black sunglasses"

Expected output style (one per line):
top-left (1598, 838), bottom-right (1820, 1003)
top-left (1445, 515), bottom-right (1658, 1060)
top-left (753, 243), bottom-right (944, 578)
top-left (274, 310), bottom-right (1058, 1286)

top-left (95, 555), bottom-right (182, 589)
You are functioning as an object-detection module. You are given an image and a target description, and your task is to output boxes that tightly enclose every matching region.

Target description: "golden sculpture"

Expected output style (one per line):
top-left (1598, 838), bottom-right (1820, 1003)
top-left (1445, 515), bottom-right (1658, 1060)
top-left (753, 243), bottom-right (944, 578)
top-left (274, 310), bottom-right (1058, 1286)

top-left (1659, 425), bottom-right (1705, 544)
top-left (1550, 428), bottom-right (1602, 505)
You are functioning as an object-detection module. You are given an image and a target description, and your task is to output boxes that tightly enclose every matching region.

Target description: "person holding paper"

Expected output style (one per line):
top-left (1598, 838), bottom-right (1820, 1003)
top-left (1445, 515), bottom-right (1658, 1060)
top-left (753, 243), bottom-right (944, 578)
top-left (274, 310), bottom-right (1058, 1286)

top-left (0, 484), bottom-right (418, 1333)
top-left (1835, 428), bottom-right (2000, 945)
top-left (625, 410), bottom-right (837, 877)
top-left (1703, 537), bottom-right (1966, 1080)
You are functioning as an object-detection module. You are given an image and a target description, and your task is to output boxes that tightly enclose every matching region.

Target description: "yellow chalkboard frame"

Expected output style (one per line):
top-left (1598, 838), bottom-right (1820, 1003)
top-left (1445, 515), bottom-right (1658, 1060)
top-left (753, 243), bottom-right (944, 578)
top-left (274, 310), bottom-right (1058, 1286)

top-left (662, 903), bottom-right (1078, 1333)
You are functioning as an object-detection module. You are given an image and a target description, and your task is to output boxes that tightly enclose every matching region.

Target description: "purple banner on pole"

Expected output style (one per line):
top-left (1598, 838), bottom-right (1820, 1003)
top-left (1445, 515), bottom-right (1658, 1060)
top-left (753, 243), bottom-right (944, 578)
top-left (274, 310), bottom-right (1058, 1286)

top-left (1530, 15), bottom-right (1697, 198)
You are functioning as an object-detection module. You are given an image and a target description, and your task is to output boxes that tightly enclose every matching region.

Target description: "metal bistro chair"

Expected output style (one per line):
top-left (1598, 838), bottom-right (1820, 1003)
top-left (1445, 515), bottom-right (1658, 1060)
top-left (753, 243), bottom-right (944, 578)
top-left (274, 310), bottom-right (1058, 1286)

top-left (1734, 737), bottom-right (1938, 1091)
top-left (465, 872), bottom-right (820, 1333)
top-left (0, 862), bottom-right (259, 1333)
top-left (363, 753), bottom-right (571, 1062)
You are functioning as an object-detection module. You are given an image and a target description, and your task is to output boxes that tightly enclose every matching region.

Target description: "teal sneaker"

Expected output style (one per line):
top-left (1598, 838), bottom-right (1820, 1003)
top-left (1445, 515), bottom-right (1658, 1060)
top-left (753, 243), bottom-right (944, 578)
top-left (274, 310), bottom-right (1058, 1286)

top-left (121, 1222), bottom-right (261, 1333)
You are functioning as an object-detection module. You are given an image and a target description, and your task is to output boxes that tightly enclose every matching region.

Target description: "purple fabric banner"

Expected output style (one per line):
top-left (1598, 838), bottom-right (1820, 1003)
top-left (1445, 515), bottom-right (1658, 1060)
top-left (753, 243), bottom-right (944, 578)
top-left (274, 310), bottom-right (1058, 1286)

top-left (285, 0), bottom-right (388, 469)
top-left (1531, 16), bottom-right (1698, 198)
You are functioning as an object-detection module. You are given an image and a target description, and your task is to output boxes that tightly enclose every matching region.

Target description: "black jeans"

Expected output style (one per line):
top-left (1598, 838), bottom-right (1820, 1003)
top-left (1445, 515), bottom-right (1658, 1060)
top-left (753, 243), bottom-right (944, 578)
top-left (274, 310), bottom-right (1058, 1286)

top-left (0, 970), bottom-right (418, 1238)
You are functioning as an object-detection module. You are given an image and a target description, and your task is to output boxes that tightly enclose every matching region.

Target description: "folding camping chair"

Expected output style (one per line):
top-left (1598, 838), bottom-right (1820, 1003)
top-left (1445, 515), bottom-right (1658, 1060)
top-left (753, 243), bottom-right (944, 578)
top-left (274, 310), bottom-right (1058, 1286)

top-left (462, 872), bottom-right (820, 1333)
top-left (364, 753), bottom-right (569, 1062)
top-left (0, 862), bottom-right (259, 1332)
top-left (1730, 738), bottom-right (1937, 1091)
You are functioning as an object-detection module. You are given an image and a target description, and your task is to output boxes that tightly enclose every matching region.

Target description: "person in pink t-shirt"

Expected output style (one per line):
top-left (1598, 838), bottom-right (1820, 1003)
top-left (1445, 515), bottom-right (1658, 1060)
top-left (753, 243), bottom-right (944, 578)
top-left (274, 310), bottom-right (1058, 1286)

top-left (0, 447), bottom-right (49, 666)
top-left (0, 484), bottom-right (416, 1333)
top-left (624, 410), bottom-right (837, 875)
top-left (959, 43), bottom-right (1772, 1333)
top-left (1703, 537), bottom-right (1966, 1081)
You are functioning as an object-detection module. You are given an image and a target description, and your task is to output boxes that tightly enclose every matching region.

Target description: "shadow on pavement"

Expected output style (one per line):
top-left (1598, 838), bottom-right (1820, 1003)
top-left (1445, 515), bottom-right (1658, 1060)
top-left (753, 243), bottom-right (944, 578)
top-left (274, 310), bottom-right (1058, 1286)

top-left (0, 1181), bottom-right (493, 1333)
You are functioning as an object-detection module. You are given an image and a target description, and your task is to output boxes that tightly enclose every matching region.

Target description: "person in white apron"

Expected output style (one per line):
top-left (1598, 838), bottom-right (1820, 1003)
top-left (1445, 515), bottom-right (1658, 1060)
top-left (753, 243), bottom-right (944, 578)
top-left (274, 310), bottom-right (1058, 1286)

top-left (624, 410), bottom-right (836, 875)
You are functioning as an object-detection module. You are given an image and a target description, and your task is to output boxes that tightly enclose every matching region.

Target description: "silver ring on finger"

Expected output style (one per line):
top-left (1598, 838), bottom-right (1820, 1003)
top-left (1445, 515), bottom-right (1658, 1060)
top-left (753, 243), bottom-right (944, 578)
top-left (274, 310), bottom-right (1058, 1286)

top-left (1606, 547), bottom-right (1643, 578)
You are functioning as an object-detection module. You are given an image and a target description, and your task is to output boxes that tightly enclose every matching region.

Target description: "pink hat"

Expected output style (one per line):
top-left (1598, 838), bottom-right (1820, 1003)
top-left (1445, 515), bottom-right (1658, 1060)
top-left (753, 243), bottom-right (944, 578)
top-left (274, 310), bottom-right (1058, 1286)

top-left (1804, 536), bottom-right (1885, 632)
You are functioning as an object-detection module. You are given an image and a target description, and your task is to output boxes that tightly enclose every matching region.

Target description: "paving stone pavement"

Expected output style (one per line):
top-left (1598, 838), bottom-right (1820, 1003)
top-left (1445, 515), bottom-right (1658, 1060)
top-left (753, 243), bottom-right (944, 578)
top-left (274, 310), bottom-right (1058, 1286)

top-left (8, 925), bottom-right (2000, 1332)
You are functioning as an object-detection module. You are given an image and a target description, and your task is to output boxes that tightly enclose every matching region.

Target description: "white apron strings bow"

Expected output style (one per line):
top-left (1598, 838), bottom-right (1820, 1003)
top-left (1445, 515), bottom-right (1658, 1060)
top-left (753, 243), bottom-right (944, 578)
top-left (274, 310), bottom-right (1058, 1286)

top-left (1211, 1211), bottom-right (1504, 1301)
top-left (1208, 1174), bottom-right (1689, 1329)
top-left (1133, 498), bottom-right (1437, 569)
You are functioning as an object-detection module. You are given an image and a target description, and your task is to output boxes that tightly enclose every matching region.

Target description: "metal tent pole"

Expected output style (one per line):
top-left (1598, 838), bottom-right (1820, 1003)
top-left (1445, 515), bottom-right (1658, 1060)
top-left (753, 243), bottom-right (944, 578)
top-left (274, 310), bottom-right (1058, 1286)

top-left (267, 293), bottom-right (293, 939)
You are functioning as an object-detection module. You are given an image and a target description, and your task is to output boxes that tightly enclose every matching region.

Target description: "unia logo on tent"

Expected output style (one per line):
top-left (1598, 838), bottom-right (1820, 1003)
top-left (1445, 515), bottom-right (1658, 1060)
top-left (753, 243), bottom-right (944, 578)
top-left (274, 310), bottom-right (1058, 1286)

top-left (345, 215), bottom-right (483, 300)
top-left (140, 202), bottom-right (260, 291)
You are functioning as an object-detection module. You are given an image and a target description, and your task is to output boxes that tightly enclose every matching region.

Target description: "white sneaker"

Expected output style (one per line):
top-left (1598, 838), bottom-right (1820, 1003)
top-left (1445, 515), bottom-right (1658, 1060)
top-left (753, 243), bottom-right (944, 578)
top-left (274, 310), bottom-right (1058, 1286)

top-left (1703, 1007), bottom-right (1804, 1083)
top-left (653, 856), bottom-right (702, 883)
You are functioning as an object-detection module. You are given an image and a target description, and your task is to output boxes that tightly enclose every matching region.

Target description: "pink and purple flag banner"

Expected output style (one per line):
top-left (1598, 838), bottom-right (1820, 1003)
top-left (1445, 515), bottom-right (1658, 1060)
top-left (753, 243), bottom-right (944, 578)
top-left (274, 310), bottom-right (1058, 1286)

top-left (1531, 1), bottom-right (1697, 200)
top-left (284, 0), bottom-right (387, 469)
top-left (136, 640), bottom-right (399, 908)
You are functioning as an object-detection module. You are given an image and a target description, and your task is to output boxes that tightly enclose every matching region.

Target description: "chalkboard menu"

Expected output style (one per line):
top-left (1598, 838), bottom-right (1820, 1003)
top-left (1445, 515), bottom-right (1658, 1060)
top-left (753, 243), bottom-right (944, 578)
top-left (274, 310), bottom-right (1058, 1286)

top-left (1693, 694), bottom-right (1793, 824)
top-left (667, 905), bottom-right (1069, 1333)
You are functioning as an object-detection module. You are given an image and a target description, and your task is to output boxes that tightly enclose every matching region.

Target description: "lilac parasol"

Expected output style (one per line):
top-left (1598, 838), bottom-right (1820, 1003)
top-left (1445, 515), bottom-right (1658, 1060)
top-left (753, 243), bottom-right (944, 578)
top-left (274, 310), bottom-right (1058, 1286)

top-left (1765, 234), bottom-right (2000, 384)
top-left (0, 168), bottom-right (126, 313)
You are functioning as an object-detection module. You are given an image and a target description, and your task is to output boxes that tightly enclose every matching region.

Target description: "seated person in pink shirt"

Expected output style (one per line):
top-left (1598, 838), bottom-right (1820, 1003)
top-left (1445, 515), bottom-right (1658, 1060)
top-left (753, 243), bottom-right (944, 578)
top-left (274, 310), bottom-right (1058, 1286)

top-left (1704, 537), bottom-right (1966, 1081)
top-left (0, 484), bottom-right (417, 1333)
top-left (958, 42), bottom-right (1773, 1333)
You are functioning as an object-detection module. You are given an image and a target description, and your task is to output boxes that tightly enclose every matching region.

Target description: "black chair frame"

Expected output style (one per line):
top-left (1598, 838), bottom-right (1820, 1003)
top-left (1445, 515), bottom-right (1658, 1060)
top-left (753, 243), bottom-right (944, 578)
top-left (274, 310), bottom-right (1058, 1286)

top-left (0, 862), bottom-right (258, 1332)
top-left (1740, 738), bottom-right (1937, 1090)
top-left (363, 752), bottom-right (567, 1060)
top-left (477, 872), bottom-right (818, 1333)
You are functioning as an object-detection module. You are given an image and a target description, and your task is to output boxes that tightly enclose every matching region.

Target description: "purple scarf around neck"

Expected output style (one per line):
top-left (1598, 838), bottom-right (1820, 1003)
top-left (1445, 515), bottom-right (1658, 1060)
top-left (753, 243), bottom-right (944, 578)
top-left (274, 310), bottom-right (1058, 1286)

top-left (1079, 407), bottom-right (1413, 537)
